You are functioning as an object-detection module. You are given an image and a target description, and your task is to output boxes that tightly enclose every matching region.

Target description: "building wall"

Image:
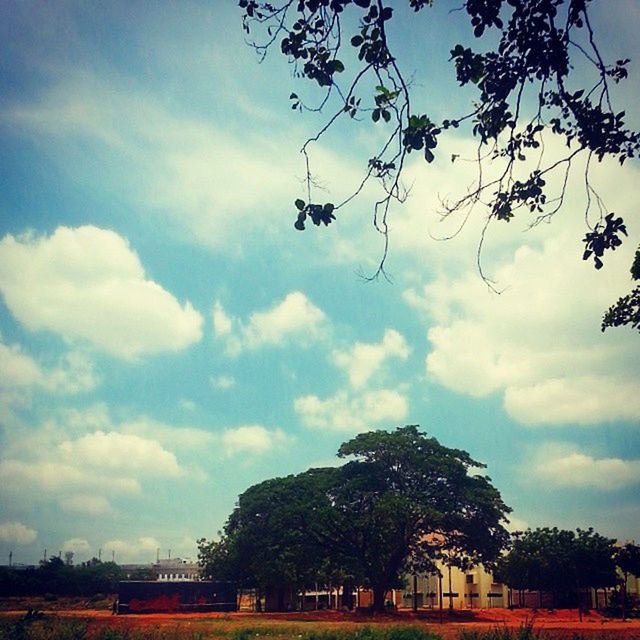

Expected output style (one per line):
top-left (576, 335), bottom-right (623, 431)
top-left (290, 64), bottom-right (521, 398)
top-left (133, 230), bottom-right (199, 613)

top-left (153, 558), bottom-right (200, 582)
top-left (399, 561), bottom-right (507, 610)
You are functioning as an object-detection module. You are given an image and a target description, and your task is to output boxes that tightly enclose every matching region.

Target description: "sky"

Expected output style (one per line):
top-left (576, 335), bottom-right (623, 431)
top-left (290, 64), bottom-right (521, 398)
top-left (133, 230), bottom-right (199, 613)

top-left (0, 1), bottom-right (639, 566)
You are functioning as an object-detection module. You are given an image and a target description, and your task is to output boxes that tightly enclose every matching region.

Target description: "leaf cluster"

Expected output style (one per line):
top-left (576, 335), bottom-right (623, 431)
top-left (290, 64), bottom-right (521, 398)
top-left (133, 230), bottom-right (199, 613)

top-left (240, 0), bottom-right (640, 330)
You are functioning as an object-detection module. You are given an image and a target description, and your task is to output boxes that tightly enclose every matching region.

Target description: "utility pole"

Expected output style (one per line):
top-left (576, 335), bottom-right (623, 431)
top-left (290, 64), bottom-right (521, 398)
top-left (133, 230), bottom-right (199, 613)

top-left (98, 548), bottom-right (102, 561)
top-left (43, 549), bottom-right (47, 563)
top-left (8, 551), bottom-right (12, 567)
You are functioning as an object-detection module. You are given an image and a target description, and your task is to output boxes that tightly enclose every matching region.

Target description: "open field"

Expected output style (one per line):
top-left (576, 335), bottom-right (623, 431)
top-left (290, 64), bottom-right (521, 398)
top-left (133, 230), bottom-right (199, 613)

top-left (1, 607), bottom-right (640, 640)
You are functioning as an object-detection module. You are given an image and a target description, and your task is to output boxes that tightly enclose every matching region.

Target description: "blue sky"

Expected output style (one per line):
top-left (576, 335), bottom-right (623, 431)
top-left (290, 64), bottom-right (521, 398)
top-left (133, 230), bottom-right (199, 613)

top-left (0, 0), bottom-right (639, 565)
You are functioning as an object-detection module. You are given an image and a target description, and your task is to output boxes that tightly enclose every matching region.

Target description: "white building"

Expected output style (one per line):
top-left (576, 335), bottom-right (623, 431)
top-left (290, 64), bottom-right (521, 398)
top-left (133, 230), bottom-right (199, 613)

top-left (153, 557), bottom-right (200, 581)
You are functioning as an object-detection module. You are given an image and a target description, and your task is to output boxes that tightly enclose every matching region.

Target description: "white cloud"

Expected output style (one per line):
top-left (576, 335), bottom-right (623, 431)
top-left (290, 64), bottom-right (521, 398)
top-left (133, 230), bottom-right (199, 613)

top-left (61, 494), bottom-right (113, 517)
top-left (505, 516), bottom-right (529, 533)
top-left (120, 418), bottom-right (215, 451)
top-left (0, 337), bottom-right (98, 396)
top-left (2, 80), bottom-right (306, 252)
top-left (332, 329), bottom-right (410, 389)
top-left (214, 292), bottom-right (328, 356)
top-left (102, 536), bottom-right (160, 563)
top-left (406, 231), bottom-right (640, 425)
top-left (0, 459), bottom-right (141, 495)
top-left (532, 445), bottom-right (640, 490)
top-left (0, 521), bottom-right (37, 545)
top-left (58, 430), bottom-right (180, 476)
top-left (0, 226), bottom-right (203, 359)
top-left (294, 388), bottom-right (408, 432)
top-left (62, 537), bottom-right (91, 556)
top-left (504, 377), bottom-right (640, 425)
top-left (212, 302), bottom-right (233, 337)
top-left (222, 425), bottom-right (289, 456)
top-left (179, 398), bottom-right (196, 412)
top-left (211, 374), bottom-right (236, 390)
top-left (0, 417), bottom-right (186, 515)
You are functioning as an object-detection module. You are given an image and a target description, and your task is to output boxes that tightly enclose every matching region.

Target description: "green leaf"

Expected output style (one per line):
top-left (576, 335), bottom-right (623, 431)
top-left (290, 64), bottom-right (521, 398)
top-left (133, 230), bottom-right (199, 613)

top-left (295, 199), bottom-right (305, 211)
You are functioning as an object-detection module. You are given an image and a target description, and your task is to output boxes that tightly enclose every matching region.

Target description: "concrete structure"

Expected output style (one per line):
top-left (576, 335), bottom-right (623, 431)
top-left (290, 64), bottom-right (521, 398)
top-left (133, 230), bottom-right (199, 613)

top-left (153, 557), bottom-right (200, 582)
top-left (399, 562), bottom-right (507, 610)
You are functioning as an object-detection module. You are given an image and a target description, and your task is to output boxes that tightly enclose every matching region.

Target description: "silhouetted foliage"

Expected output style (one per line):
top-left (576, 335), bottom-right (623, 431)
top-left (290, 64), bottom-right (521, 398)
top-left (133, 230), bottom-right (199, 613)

top-left (199, 425), bottom-right (510, 612)
top-left (614, 541), bottom-right (640, 619)
top-left (0, 557), bottom-right (124, 597)
top-left (495, 527), bottom-right (618, 609)
top-left (240, 0), bottom-right (640, 331)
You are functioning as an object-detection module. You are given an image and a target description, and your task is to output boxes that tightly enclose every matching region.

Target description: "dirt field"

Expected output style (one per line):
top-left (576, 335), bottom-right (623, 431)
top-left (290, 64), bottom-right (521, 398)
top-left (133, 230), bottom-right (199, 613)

top-left (2, 607), bottom-right (639, 639)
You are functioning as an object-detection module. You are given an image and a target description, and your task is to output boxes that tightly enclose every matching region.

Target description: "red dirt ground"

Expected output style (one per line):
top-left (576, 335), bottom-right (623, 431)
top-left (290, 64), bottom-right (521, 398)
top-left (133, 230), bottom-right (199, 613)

top-left (3, 608), bottom-right (639, 639)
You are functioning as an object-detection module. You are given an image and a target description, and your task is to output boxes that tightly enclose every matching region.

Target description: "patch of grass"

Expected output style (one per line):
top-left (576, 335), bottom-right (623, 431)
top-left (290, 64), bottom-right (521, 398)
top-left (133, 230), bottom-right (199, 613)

top-left (0, 616), bottom-right (88, 640)
top-left (302, 626), bottom-right (441, 640)
top-left (459, 623), bottom-right (544, 640)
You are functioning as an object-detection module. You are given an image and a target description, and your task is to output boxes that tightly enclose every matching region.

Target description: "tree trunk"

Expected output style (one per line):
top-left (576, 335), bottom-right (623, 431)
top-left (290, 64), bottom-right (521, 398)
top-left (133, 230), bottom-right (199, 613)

top-left (438, 574), bottom-right (443, 623)
top-left (373, 584), bottom-right (387, 613)
top-left (412, 574), bottom-right (418, 612)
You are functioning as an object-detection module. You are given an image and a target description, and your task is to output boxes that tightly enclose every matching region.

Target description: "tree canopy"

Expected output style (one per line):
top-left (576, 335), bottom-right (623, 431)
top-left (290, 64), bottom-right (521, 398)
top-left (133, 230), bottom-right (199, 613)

top-left (494, 527), bottom-right (618, 609)
top-left (239, 0), bottom-right (640, 331)
top-left (199, 425), bottom-right (511, 612)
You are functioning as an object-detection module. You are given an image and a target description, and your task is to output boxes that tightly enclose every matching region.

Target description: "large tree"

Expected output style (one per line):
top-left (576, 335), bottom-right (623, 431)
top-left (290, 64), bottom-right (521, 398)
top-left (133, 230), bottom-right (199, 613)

top-left (239, 0), bottom-right (640, 331)
top-left (200, 425), bottom-right (511, 612)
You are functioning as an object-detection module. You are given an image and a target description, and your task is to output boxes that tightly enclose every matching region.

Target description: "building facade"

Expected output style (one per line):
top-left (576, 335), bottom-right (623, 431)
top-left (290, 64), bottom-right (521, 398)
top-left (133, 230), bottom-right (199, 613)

top-left (153, 557), bottom-right (200, 582)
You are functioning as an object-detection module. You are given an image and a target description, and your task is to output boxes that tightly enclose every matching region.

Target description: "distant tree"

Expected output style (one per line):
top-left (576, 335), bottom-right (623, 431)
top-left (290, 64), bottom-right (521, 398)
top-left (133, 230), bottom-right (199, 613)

top-left (200, 425), bottom-right (511, 612)
top-left (64, 551), bottom-right (74, 566)
top-left (614, 541), bottom-right (640, 619)
top-left (239, 0), bottom-right (640, 331)
top-left (496, 527), bottom-right (617, 614)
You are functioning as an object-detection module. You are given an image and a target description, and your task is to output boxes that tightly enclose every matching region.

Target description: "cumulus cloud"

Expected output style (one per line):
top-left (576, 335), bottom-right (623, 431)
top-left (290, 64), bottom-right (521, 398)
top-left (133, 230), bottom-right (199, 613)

top-left (102, 536), bottom-right (160, 563)
top-left (222, 425), bottom-right (289, 456)
top-left (406, 232), bottom-right (640, 425)
top-left (0, 459), bottom-right (141, 495)
top-left (0, 414), bottom-right (186, 519)
top-left (120, 417), bottom-right (215, 451)
top-left (62, 537), bottom-right (91, 556)
top-left (0, 337), bottom-right (99, 402)
top-left (0, 226), bottom-right (203, 359)
top-left (61, 494), bottom-right (113, 517)
top-left (214, 292), bottom-right (328, 356)
top-left (531, 444), bottom-right (640, 490)
top-left (0, 521), bottom-right (37, 545)
top-left (294, 389), bottom-right (408, 432)
top-left (58, 430), bottom-right (180, 476)
top-left (332, 329), bottom-right (410, 389)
